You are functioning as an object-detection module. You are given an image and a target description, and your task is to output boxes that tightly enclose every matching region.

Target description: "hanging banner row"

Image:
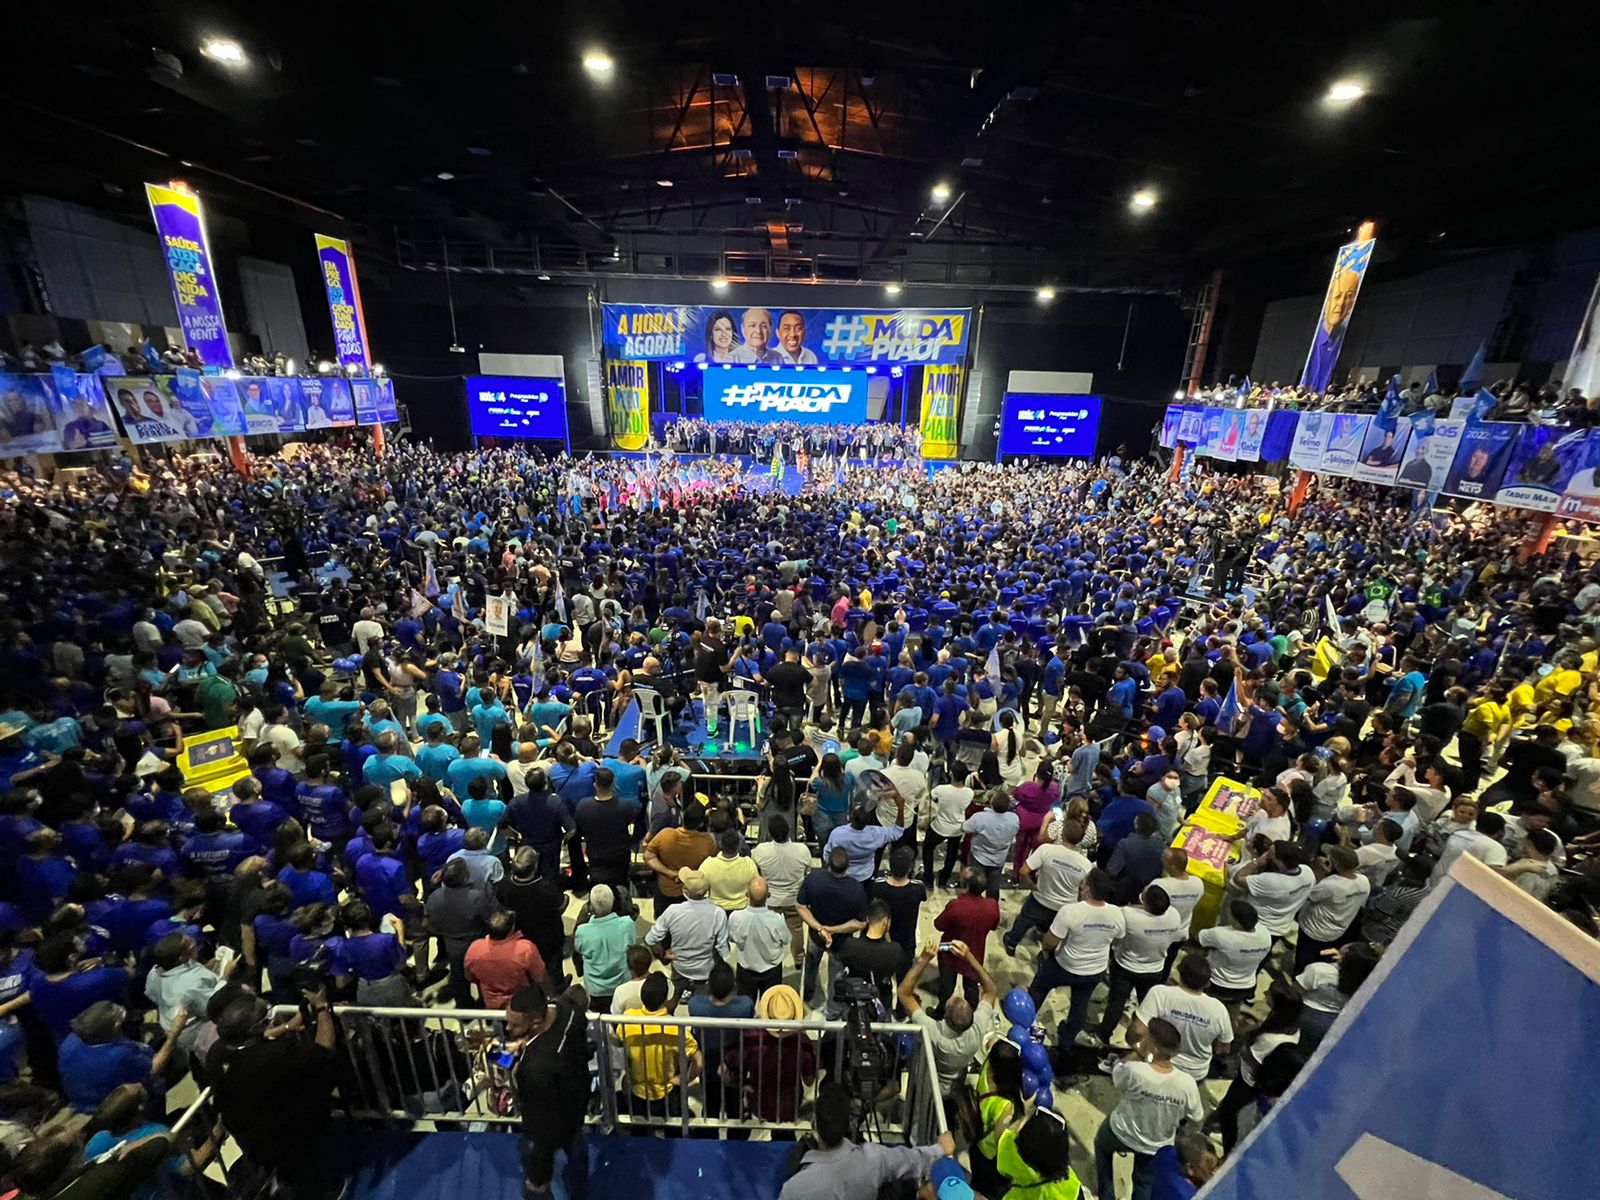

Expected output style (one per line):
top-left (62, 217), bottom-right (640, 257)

top-left (0, 371), bottom-right (397, 457)
top-left (1161, 403), bottom-right (1600, 520)
top-left (600, 303), bottom-right (971, 365)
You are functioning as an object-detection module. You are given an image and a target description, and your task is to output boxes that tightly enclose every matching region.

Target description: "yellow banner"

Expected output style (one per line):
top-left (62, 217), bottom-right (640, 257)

top-left (919, 363), bottom-right (962, 458)
top-left (605, 359), bottom-right (650, 451)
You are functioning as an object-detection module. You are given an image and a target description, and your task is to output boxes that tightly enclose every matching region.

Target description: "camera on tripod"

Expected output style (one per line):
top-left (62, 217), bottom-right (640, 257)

top-left (832, 976), bottom-right (891, 1118)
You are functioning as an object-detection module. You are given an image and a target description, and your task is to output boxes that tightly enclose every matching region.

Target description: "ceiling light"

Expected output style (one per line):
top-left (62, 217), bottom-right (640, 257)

top-left (656, 178), bottom-right (673, 188)
top-left (710, 277), bottom-right (729, 290)
top-left (930, 181), bottom-right (952, 203)
top-left (1130, 188), bottom-right (1158, 212)
top-left (436, 171), bottom-right (455, 181)
top-left (582, 49), bottom-right (615, 78)
top-left (199, 36), bottom-right (246, 67)
top-left (1037, 287), bottom-right (1057, 302)
top-left (537, 273), bottom-right (551, 281)
top-left (1326, 79), bottom-right (1366, 103)
top-left (884, 283), bottom-right (902, 296)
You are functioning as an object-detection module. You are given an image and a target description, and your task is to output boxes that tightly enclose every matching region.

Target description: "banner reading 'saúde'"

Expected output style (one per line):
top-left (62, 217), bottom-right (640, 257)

top-left (145, 183), bottom-right (233, 368)
top-left (605, 359), bottom-right (650, 451)
top-left (1300, 232), bottom-right (1375, 393)
top-left (313, 234), bottom-right (372, 371)
top-left (601, 303), bottom-right (970, 365)
top-left (918, 364), bottom-right (962, 459)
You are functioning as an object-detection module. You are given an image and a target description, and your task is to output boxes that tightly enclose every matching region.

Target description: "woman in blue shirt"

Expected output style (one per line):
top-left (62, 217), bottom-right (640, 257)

top-left (807, 753), bottom-right (852, 844)
top-left (332, 900), bottom-right (412, 1006)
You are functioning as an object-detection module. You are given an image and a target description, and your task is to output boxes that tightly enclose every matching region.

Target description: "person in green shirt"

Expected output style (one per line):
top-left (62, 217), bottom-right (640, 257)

top-left (571, 884), bottom-right (636, 1011)
top-left (194, 667), bottom-right (240, 730)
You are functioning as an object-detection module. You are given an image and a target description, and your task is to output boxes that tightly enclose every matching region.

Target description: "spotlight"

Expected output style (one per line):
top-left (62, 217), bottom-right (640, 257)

top-left (710, 277), bottom-right (729, 290)
top-left (344, 363), bottom-right (360, 376)
top-left (842, 366), bottom-right (853, 373)
top-left (656, 178), bottom-right (674, 188)
top-left (930, 181), bottom-right (951, 203)
top-left (371, 363), bottom-right (386, 377)
top-left (199, 36), bottom-right (247, 67)
top-left (1325, 79), bottom-right (1366, 103)
top-left (283, 358), bottom-right (295, 376)
top-left (436, 171), bottom-right (455, 181)
top-left (697, 362), bottom-right (709, 371)
top-left (816, 366), bottom-right (827, 372)
top-left (890, 366), bottom-right (904, 378)
top-left (885, 282), bottom-right (902, 296)
top-left (1130, 188), bottom-right (1158, 212)
top-left (721, 364), bottom-right (732, 370)
top-left (746, 365), bottom-right (756, 371)
top-left (537, 273), bottom-right (551, 281)
top-left (1037, 287), bottom-right (1057, 302)
top-left (224, 369), bottom-right (242, 380)
top-left (674, 361), bottom-right (686, 370)
top-left (582, 49), bottom-right (615, 78)
top-left (1173, 390), bottom-right (1186, 400)
top-left (316, 360), bottom-right (335, 374)
top-left (447, 343), bottom-right (466, 354)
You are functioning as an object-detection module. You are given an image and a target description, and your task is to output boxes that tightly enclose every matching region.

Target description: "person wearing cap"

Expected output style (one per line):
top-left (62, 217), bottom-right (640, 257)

top-left (779, 1081), bottom-right (955, 1200)
top-left (572, 884), bottom-right (635, 1013)
top-left (644, 867), bottom-right (730, 994)
top-left (721, 983), bottom-right (817, 1124)
top-left (1094, 1016), bottom-right (1203, 1200)
top-left (1293, 845), bottom-right (1371, 971)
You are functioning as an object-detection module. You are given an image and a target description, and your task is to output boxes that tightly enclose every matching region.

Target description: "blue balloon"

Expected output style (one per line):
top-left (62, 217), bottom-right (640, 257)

top-left (1021, 1040), bottom-right (1051, 1076)
top-left (1035, 1058), bottom-right (1054, 1085)
top-left (1034, 1085), bottom-right (1055, 1111)
top-left (1021, 1069), bottom-right (1041, 1096)
top-left (1001, 987), bottom-right (1037, 1027)
top-left (1008, 1023), bottom-right (1032, 1045)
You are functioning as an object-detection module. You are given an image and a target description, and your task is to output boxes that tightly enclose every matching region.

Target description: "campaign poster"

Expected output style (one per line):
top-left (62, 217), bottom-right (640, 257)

top-left (106, 376), bottom-right (198, 444)
top-left (50, 369), bottom-right (119, 452)
top-left (351, 378), bottom-right (382, 426)
top-left (145, 183), bottom-right (233, 369)
top-left (0, 373), bottom-right (63, 457)
top-left (1160, 407), bottom-right (1184, 450)
top-left (235, 377), bottom-right (285, 436)
top-left (1557, 432), bottom-right (1600, 522)
top-left (1442, 421), bottom-right (1518, 500)
top-left (300, 377), bottom-right (355, 428)
top-left (1318, 413), bottom-right (1370, 475)
top-left (1394, 417), bottom-right (1464, 491)
top-left (1300, 232), bottom-right (1376, 393)
top-left (1177, 406), bottom-right (1203, 443)
top-left (375, 379), bottom-right (398, 423)
top-left (266, 378), bottom-right (305, 434)
top-left (604, 359), bottom-right (650, 451)
top-left (1235, 408), bottom-right (1269, 462)
top-left (1496, 425), bottom-right (1585, 513)
top-left (1349, 420), bottom-right (1412, 485)
top-left (1197, 408), bottom-right (1226, 456)
top-left (1287, 410), bottom-right (1331, 471)
top-left (200, 377), bottom-right (248, 438)
top-left (313, 234), bottom-right (371, 370)
top-left (600, 303), bottom-right (970, 365)
top-left (918, 363), bottom-right (962, 458)
top-left (1207, 410), bottom-right (1242, 461)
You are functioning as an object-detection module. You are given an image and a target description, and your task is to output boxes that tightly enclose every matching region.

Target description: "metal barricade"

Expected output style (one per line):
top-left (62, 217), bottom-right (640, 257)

top-left (272, 1004), bottom-right (948, 1144)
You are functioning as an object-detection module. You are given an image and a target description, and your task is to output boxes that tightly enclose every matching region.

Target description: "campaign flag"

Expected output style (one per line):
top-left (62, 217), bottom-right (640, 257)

top-left (1459, 341), bottom-right (1487, 390)
top-left (1468, 387), bottom-right (1498, 425)
top-left (985, 642), bottom-right (1002, 682)
top-left (409, 589), bottom-right (433, 618)
top-left (49, 370), bottom-right (119, 452)
top-left (422, 553), bottom-right (441, 598)
top-left (140, 341), bottom-right (165, 373)
top-left (1495, 425), bottom-right (1584, 513)
top-left (606, 698), bottom-right (642, 756)
top-left (554, 577), bottom-right (567, 624)
top-left (1323, 594), bottom-right (1341, 636)
top-left (1375, 375), bottom-right (1403, 431)
top-left (694, 587), bottom-right (709, 622)
top-left (145, 183), bottom-right (233, 369)
top-left (1300, 231), bottom-right (1376, 393)
top-left (1318, 414), bottom-right (1369, 476)
top-left (1443, 421), bottom-right (1518, 500)
top-left (313, 234), bottom-right (372, 370)
top-left (1287, 410), bottom-right (1332, 471)
top-left (1200, 858), bottom-right (1600, 1200)
top-left (1216, 681), bottom-right (1240, 729)
top-left (1423, 368), bottom-right (1439, 397)
top-left (484, 593), bottom-right (510, 637)
top-left (450, 585), bottom-right (469, 625)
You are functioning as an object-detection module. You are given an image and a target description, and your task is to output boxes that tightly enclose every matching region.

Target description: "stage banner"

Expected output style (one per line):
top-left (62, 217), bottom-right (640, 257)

top-left (145, 183), bottom-right (233, 368)
top-left (1443, 420), bottom-right (1518, 500)
top-left (1177, 406), bottom-right (1203, 444)
top-left (1496, 425), bottom-right (1585, 513)
top-left (313, 234), bottom-right (372, 370)
top-left (199, 377), bottom-right (247, 438)
top-left (1159, 407), bottom-right (1185, 449)
top-left (918, 363), bottom-right (962, 458)
top-left (600, 303), bottom-right (970, 365)
top-left (1196, 408), bottom-right (1226, 456)
top-left (1287, 410), bottom-right (1331, 470)
top-left (1349, 419), bottom-right (1411, 485)
top-left (1395, 417), bottom-right (1464, 491)
top-left (1318, 413), bottom-right (1369, 476)
top-left (49, 368), bottom-right (119, 452)
top-left (299, 376), bottom-right (356, 429)
top-left (375, 379), bottom-right (398, 422)
top-left (1300, 231), bottom-right (1376, 393)
top-left (1198, 859), bottom-right (1600, 1200)
top-left (351, 377), bottom-right (381, 426)
top-left (703, 365), bottom-right (869, 426)
top-left (0, 373), bottom-right (63, 457)
top-left (1235, 408), bottom-right (1268, 462)
top-left (604, 359), bottom-right (650, 450)
top-left (106, 376), bottom-right (196, 444)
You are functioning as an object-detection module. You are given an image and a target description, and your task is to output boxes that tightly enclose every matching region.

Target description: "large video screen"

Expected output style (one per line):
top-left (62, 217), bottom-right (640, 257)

top-left (465, 375), bottom-right (567, 439)
top-left (998, 393), bottom-right (1103, 457)
top-left (702, 366), bottom-right (869, 425)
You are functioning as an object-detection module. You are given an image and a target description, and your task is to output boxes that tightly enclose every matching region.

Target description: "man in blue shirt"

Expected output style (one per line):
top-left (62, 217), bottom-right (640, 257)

top-left (1384, 655), bottom-right (1428, 721)
top-left (1151, 672), bottom-right (1187, 731)
top-left (469, 688), bottom-right (510, 743)
top-left (354, 826), bottom-right (414, 919)
top-left (416, 723), bottom-right (461, 782)
top-left (1106, 665), bottom-right (1139, 721)
top-left (602, 738), bottom-right (649, 811)
top-left (296, 755), bottom-right (354, 842)
top-left (179, 811), bottom-right (261, 879)
top-left (445, 733), bottom-right (508, 797)
top-left (303, 682), bottom-right (362, 736)
top-left (822, 807), bottom-right (903, 882)
top-left (363, 732), bottom-right (422, 789)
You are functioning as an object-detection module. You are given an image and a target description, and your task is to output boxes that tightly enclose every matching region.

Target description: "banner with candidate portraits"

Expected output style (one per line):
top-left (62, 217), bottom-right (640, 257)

top-left (1210, 409), bottom-right (1244, 461)
top-left (105, 376), bottom-right (191, 444)
top-left (49, 368), bottom-right (119, 453)
top-left (0, 373), bottom-right (63, 457)
top-left (1287, 409), bottom-right (1332, 471)
top-left (1235, 408), bottom-right (1269, 462)
top-left (1177, 406), bottom-right (1203, 444)
top-left (197, 377), bottom-right (248, 438)
top-left (236, 376), bottom-right (290, 435)
top-left (1393, 417), bottom-right (1464, 491)
top-left (1318, 413), bottom-right (1370, 476)
top-left (1496, 425), bottom-right (1586, 513)
top-left (1442, 421), bottom-right (1518, 500)
top-left (376, 379), bottom-right (399, 423)
top-left (1349, 419), bottom-right (1412, 485)
top-left (1159, 407), bottom-right (1185, 449)
top-left (1557, 431), bottom-right (1600, 522)
top-left (351, 377), bottom-right (382, 426)
top-left (299, 377), bottom-right (355, 428)
top-left (1196, 408), bottom-right (1227, 456)
top-left (600, 302), bottom-right (971, 365)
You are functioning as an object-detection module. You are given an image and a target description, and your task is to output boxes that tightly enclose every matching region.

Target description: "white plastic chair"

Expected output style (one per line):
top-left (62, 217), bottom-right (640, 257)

top-left (724, 688), bottom-right (762, 748)
top-left (633, 688), bottom-right (671, 747)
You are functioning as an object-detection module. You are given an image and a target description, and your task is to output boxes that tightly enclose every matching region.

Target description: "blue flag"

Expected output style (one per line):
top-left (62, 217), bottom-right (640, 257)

top-left (422, 553), bottom-right (441, 599)
top-left (1216, 680), bottom-right (1240, 729)
top-left (1407, 409), bottom-right (1436, 437)
top-left (1423, 368), bottom-right (1439, 397)
top-left (141, 341), bottom-right (165, 372)
top-left (1460, 341), bottom-right (1486, 390)
top-left (1468, 387), bottom-right (1497, 424)
top-left (1375, 374), bottom-right (1403, 431)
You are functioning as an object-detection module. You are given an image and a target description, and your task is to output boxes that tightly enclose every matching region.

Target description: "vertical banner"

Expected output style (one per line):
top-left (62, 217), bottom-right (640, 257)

top-left (1235, 408), bottom-right (1269, 462)
top-left (1300, 229), bottom-right (1376, 393)
top-left (1565, 270), bottom-right (1600, 401)
top-left (604, 359), bottom-right (651, 451)
top-left (351, 378), bottom-right (381, 425)
top-left (145, 183), bottom-right (233, 368)
top-left (1318, 414), bottom-right (1370, 476)
top-left (313, 234), bottom-right (372, 371)
top-left (1350, 419), bottom-right (1412, 485)
top-left (1288, 411), bottom-right (1332, 471)
top-left (918, 363), bottom-right (962, 459)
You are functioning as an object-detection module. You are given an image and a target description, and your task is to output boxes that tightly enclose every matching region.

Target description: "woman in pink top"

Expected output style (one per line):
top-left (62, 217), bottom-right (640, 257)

top-left (1010, 762), bottom-right (1061, 870)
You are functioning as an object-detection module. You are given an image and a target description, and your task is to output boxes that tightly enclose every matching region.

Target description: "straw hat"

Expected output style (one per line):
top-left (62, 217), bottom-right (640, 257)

top-left (757, 984), bottom-right (804, 1033)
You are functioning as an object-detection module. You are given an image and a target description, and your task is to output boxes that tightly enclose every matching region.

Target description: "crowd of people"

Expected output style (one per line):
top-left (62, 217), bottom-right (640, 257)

top-left (1193, 376), bottom-right (1597, 426)
top-left (2, 433), bottom-right (1599, 1200)
top-left (662, 419), bottom-right (922, 463)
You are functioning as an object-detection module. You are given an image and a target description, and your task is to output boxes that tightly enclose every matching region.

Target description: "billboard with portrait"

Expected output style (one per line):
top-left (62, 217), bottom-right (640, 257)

top-left (1287, 410), bottom-right (1331, 471)
top-left (1300, 232), bottom-right (1376, 393)
top-left (1235, 408), bottom-right (1269, 462)
top-left (1394, 418), bottom-right (1464, 491)
top-left (1318, 414), bottom-right (1370, 476)
top-left (0, 373), bottom-right (62, 457)
top-left (1349, 420), bottom-right (1412, 485)
top-left (600, 303), bottom-right (970, 365)
top-left (1443, 421), bottom-right (1518, 500)
top-left (1495, 425), bottom-right (1585, 512)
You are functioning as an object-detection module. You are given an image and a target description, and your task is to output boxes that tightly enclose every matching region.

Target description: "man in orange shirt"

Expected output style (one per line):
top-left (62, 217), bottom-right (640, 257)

top-left (465, 909), bottom-right (547, 1009)
top-left (642, 801), bottom-right (716, 913)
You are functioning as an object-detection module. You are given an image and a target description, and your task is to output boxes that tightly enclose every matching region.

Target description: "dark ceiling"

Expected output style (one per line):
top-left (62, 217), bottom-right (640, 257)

top-left (3, 1), bottom-right (1596, 295)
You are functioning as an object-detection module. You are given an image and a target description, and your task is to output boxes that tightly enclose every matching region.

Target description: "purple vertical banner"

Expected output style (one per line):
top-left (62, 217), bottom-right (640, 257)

top-left (1300, 231), bottom-right (1376, 393)
top-left (313, 234), bottom-right (372, 370)
top-left (145, 183), bottom-right (233, 368)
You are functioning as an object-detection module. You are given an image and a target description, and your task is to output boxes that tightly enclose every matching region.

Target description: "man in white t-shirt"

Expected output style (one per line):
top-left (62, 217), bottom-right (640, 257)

top-left (1431, 812), bottom-right (1510, 883)
top-left (1030, 867), bottom-right (1126, 1048)
top-left (1353, 818), bottom-right (1402, 889)
top-left (1091, 884), bottom-right (1187, 1046)
top-left (1230, 841), bottom-right (1316, 938)
top-left (1157, 849), bottom-right (1205, 931)
top-left (1131, 953), bottom-right (1232, 1081)
top-left (1094, 1017), bottom-right (1204, 1200)
top-left (751, 813), bottom-right (814, 967)
top-left (1197, 898), bottom-right (1272, 1016)
top-left (352, 607), bottom-right (386, 654)
top-left (1294, 846), bottom-right (1371, 970)
top-left (1004, 816), bottom-right (1092, 954)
